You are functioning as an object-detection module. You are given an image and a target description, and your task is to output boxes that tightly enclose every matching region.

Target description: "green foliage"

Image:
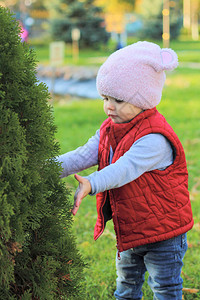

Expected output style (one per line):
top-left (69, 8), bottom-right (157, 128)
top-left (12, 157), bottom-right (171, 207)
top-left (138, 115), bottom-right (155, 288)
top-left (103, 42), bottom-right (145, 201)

top-left (50, 0), bottom-right (110, 48)
top-left (139, 0), bottom-right (182, 40)
top-left (30, 38), bottom-right (200, 66)
top-left (118, 0), bottom-right (136, 7)
top-left (0, 6), bottom-right (85, 299)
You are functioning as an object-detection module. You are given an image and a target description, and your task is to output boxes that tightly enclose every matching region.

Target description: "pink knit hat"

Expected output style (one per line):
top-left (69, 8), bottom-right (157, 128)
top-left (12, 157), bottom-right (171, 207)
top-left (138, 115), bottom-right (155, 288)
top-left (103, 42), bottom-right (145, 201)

top-left (96, 41), bottom-right (178, 109)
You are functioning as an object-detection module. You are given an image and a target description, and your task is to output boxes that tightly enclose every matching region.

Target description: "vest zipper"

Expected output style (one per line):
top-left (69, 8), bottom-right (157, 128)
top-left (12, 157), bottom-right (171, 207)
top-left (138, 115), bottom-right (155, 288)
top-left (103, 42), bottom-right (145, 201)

top-left (110, 191), bottom-right (122, 258)
top-left (117, 248), bottom-right (121, 260)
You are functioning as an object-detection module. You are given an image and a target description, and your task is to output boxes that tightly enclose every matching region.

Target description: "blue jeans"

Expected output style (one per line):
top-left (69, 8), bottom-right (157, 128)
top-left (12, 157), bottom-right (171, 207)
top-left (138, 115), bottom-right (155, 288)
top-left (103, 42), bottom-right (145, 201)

top-left (114, 234), bottom-right (188, 300)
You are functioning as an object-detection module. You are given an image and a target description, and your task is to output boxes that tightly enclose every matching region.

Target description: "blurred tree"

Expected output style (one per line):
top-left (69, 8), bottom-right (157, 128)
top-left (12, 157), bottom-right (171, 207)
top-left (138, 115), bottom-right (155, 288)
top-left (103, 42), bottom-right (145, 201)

top-left (49, 0), bottom-right (110, 48)
top-left (96, 0), bottom-right (136, 15)
top-left (95, 0), bottom-right (137, 39)
top-left (5, 0), bottom-right (46, 11)
top-left (30, 0), bottom-right (47, 10)
top-left (0, 6), bottom-right (85, 299)
top-left (116, 0), bottom-right (136, 8)
top-left (139, 0), bottom-right (182, 40)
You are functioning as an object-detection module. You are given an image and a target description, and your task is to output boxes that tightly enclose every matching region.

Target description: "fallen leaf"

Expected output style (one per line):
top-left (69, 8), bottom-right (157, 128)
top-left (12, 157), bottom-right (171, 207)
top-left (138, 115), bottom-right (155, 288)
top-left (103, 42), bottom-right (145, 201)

top-left (187, 240), bottom-right (200, 248)
top-left (189, 177), bottom-right (200, 201)
top-left (104, 229), bottom-right (116, 239)
top-left (182, 287), bottom-right (199, 294)
top-left (187, 241), bottom-right (194, 248)
top-left (194, 222), bottom-right (200, 231)
top-left (181, 271), bottom-right (193, 281)
top-left (185, 138), bottom-right (200, 146)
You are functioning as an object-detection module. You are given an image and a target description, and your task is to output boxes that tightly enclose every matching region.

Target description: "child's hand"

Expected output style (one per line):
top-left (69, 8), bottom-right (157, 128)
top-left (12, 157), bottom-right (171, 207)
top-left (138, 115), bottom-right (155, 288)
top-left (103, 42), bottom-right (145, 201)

top-left (71, 174), bottom-right (92, 216)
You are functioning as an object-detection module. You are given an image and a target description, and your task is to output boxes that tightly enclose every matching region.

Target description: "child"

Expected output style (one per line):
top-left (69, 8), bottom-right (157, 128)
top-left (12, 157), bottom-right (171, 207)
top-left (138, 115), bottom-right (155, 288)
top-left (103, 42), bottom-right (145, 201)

top-left (57, 41), bottom-right (193, 300)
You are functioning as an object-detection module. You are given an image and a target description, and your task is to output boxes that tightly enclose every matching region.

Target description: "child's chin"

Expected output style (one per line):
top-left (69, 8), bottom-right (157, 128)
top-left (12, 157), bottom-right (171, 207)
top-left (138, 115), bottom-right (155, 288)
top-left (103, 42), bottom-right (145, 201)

top-left (111, 118), bottom-right (120, 124)
top-left (110, 117), bottom-right (121, 123)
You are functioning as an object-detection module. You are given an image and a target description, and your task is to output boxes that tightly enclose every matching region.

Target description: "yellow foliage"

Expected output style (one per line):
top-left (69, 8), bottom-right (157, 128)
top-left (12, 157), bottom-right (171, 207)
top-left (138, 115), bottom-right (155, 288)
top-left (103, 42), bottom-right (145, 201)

top-left (95, 0), bottom-right (133, 14)
top-left (95, 0), bottom-right (142, 33)
top-left (95, 0), bottom-right (132, 33)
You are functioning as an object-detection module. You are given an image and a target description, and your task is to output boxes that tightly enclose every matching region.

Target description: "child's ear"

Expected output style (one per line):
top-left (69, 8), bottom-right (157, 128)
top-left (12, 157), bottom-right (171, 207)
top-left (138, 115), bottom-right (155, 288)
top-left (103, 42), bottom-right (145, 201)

top-left (160, 49), bottom-right (178, 71)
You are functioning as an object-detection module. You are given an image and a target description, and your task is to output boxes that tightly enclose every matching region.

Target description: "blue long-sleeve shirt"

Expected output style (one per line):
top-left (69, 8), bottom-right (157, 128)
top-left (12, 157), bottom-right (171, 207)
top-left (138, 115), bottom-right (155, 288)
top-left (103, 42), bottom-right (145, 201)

top-left (57, 129), bottom-right (173, 195)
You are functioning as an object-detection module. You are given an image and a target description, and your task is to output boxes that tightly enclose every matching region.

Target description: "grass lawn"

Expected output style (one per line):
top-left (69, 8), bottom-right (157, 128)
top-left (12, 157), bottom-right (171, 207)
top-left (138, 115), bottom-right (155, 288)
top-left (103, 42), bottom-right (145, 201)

top-left (32, 38), bottom-right (200, 66)
top-left (53, 67), bottom-right (200, 299)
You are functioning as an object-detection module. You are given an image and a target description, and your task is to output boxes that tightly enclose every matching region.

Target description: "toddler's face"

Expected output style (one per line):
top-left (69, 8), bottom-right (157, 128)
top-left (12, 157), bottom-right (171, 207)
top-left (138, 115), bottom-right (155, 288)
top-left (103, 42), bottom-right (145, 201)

top-left (103, 95), bottom-right (142, 123)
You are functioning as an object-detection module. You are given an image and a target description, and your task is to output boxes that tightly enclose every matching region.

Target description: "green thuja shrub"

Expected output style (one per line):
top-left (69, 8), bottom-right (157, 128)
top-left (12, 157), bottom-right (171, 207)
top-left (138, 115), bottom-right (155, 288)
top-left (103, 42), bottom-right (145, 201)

top-left (0, 7), bottom-right (85, 299)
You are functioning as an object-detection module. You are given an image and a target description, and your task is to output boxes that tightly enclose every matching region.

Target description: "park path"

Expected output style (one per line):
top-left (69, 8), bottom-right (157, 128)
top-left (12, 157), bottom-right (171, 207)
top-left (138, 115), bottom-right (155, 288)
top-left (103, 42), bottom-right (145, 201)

top-left (37, 62), bottom-right (200, 99)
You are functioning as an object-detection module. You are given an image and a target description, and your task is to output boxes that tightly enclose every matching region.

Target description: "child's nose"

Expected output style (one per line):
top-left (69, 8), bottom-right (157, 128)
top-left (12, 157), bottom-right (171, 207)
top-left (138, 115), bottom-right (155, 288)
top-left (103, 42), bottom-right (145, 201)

top-left (107, 100), bottom-right (115, 110)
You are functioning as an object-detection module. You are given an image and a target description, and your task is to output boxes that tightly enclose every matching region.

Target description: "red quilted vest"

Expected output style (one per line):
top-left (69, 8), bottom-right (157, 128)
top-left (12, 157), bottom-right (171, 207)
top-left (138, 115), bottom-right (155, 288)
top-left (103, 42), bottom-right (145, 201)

top-left (94, 108), bottom-right (193, 253)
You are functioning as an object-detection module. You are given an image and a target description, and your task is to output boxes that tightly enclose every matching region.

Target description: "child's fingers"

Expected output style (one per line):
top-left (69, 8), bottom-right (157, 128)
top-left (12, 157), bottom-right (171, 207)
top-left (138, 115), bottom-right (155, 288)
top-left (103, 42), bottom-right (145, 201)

top-left (71, 190), bottom-right (83, 215)
top-left (71, 205), bottom-right (78, 216)
top-left (74, 173), bottom-right (84, 183)
top-left (72, 174), bottom-right (91, 216)
top-left (71, 201), bottom-right (79, 216)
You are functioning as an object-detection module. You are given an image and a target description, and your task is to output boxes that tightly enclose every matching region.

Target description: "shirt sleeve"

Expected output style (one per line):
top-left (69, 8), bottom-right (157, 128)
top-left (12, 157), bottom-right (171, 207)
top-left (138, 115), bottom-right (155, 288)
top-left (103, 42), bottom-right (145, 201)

top-left (86, 133), bottom-right (173, 195)
top-left (56, 130), bottom-right (100, 178)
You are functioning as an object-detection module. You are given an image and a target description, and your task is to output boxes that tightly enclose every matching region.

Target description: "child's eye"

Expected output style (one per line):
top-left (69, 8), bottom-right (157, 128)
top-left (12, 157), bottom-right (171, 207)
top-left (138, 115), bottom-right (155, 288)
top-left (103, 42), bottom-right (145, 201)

top-left (115, 99), bottom-right (124, 103)
top-left (103, 97), bottom-right (108, 101)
